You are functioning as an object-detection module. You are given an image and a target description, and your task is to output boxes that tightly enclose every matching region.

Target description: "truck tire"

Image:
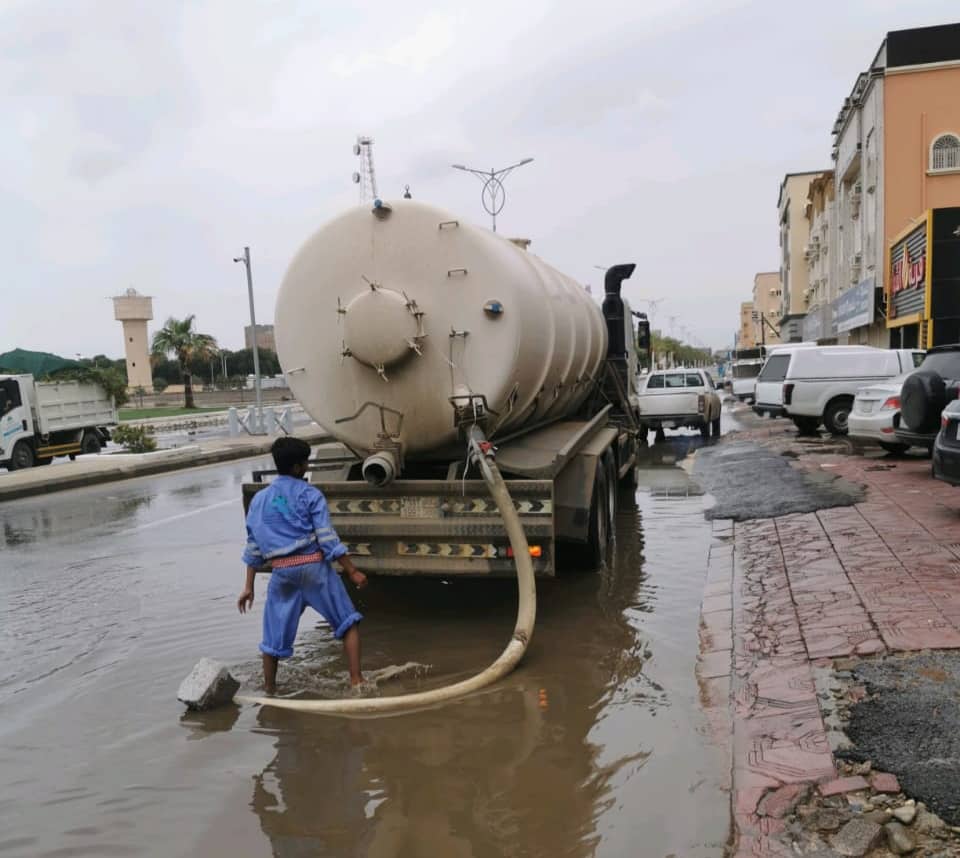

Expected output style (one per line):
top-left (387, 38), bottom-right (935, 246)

top-left (711, 415), bottom-right (721, 437)
top-left (585, 461), bottom-right (610, 569)
top-left (700, 420), bottom-right (710, 439)
top-left (603, 451), bottom-right (618, 535)
top-left (901, 371), bottom-right (947, 433)
top-left (81, 432), bottom-right (102, 455)
top-left (823, 397), bottom-right (854, 436)
top-left (9, 441), bottom-right (35, 470)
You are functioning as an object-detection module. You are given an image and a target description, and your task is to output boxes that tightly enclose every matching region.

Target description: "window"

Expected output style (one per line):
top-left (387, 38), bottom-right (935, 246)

top-left (758, 354), bottom-right (790, 382)
top-left (646, 375), bottom-right (664, 389)
top-left (931, 134), bottom-right (960, 172)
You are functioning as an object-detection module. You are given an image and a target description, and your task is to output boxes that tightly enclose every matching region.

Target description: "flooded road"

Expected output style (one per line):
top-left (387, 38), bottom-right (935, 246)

top-left (0, 424), bottom-right (732, 857)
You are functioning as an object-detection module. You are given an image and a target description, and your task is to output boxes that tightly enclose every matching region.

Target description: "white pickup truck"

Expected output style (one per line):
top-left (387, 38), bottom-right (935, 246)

top-left (637, 368), bottom-right (723, 438)
top-left (0, 374), bottom-right (117, 470)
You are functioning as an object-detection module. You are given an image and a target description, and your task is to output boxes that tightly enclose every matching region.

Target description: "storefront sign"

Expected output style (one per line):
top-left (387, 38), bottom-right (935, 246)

top-left (802, 303), bottom-right (835, 341)
top-left (834, 277), bottom-right (875, 333)
top-left (889, 224), bottom-right (928, 320)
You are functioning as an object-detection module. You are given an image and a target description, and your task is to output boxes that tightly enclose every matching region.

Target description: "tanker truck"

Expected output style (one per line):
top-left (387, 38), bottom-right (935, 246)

top-left (243, 200), bottom-right (645, 575)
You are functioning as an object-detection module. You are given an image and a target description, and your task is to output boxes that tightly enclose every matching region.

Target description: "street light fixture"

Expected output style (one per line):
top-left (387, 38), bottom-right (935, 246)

top-left (232, 246), bottom-right (264, 434)
top-left (451, 157), bottom-right (534, 232)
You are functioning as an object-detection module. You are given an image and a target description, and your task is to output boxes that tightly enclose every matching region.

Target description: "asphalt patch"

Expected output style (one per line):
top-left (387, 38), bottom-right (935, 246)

top-left (692, 440), bottom-right (864, 521)
top-left (837, 652), bottom-right (960, 825)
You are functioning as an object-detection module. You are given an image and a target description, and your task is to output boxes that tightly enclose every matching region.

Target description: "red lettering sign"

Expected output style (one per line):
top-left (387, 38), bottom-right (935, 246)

top-left (890, 241), bottom-right (926, 295)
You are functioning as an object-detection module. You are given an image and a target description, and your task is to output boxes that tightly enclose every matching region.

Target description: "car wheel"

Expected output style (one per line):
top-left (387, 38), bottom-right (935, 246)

top-left (823, 397), bottom-right (854, 436)
top-left (879, 441), bottom-right (909, 455)
top-left (9, 441), bottom-right (35, 470)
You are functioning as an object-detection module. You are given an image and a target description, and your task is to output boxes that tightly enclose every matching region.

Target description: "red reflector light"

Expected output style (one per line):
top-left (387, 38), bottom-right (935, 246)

top-left (504, 545), bottom-right (542, 558)
top-left (881, 396), bottom-right (901, 410)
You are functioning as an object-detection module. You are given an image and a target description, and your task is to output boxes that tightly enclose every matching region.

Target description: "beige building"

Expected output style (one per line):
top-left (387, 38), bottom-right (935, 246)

top-left (245, 324), bottom-right (276, 352)
top-left (801, 172), bottom-right (838, 342)
top-left (112, 288), bottom-right (153, 390)
top-left (778, 171), bottom-right (830, 341)
top-left (752, 272), bottom-right (782, 346)
top-left (739, 302), bottom-right (756, 348)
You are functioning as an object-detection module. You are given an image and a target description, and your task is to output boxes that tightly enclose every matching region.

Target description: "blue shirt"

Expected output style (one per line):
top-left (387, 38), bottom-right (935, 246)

top-left (242, 476), bottom-right (348, 566)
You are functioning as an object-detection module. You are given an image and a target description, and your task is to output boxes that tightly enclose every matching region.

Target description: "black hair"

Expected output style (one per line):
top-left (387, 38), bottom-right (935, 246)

top-left (271, 437), bottom-right (312, 475)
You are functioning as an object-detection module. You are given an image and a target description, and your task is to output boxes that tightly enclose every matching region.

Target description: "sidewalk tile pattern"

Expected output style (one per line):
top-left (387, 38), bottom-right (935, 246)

top-left (711, 448), bottom-right (960, 856)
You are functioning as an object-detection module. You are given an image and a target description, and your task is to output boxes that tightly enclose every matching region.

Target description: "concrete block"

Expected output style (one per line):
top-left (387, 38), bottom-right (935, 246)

top-left (177, 658), bottom-right (239, 711)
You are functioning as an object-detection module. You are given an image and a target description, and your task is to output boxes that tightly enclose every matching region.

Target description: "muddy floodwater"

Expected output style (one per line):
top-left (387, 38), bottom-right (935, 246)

top-left (0, 429), bottom-right (731, 857)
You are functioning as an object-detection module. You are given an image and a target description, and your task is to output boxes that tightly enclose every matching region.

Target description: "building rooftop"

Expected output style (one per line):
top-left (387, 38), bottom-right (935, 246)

top-left (887, 21), bottom-right (960, 68)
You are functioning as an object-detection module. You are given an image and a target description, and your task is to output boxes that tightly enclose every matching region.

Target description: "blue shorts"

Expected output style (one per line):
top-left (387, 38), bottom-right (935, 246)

top-left (260, 561), bottom-right (362, 659)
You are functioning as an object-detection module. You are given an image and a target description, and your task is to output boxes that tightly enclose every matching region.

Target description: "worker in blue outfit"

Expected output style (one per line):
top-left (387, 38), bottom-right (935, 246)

top-left (238, 437), bottom-right (367, 694)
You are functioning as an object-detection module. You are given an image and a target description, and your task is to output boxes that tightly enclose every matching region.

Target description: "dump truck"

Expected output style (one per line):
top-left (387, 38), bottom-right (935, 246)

top-left (243, 200), bottom-right (646, 575)
top-left (0, 375), bottom-right (117, 470)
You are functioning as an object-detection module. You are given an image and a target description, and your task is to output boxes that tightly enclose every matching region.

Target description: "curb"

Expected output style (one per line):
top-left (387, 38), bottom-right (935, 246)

top-left (0, 431), bottom-right (334, 503)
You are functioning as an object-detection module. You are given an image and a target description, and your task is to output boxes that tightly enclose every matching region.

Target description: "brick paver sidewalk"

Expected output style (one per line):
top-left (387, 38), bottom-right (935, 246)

top-left (699, 448), bottom-right (960, 856)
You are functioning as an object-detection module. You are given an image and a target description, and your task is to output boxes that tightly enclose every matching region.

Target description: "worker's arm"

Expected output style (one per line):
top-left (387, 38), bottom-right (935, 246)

top-left (237, 565), bottom-right (256, 613)
top-left (307, 489), bottom-right (367, 588)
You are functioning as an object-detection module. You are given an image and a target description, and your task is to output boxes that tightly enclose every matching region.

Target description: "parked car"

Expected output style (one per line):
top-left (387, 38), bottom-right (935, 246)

top-left (756, 346), bottom-right (921, 435)
top-left (637, 368), bottom-right (723, 438)
top-left (848, 374), bottom-right (913, 453)
top-left (897, 345), bottom-right (960, 451)
top-left (933, 399), bottom-right (960, 485)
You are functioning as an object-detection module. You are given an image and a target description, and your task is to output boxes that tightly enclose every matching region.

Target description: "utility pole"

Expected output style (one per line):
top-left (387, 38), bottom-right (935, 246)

top-left (233, 246), bottom-right (264, 433)
top-left (452, 158), bottom-right (534, 232)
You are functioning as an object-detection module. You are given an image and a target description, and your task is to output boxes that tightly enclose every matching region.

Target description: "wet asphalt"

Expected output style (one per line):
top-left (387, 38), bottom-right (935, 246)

top-left (693, 438), bottom-right (864, 521)
top-left (838, 652), bottom-right (960, 826)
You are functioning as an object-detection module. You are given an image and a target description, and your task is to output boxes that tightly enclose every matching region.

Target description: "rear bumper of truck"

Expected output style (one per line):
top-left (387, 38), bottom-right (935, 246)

top-left (244, 478), bottom-right (556, 578)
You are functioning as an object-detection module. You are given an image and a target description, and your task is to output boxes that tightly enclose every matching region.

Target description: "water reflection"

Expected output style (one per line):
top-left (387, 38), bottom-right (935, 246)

top-left (244, 492), bottom-right (662, 858)
top-left (0, 492), bottom-right (154, 547)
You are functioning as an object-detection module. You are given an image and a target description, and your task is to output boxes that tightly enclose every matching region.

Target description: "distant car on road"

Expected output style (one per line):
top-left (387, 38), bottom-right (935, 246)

top-left (897, 345), bottom-right (960, 453)
top-left (637, 368), bottom-right (723, 438)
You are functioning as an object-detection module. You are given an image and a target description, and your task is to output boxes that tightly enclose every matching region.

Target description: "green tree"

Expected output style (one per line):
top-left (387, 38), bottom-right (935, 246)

top-left (221, 347), bottom-right (282, 378)
top-left (150, 316), bottom-right (218, 409)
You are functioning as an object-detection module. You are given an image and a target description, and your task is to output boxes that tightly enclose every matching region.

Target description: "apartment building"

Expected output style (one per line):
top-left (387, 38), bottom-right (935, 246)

top-left (778, 171), bottom-right (830, 342)
top-left (801, 172), bottom-right (837, 341)
top-left (823, 21), bottom-right (960, 349)
top-left (739, 302), bottom-right (756, 348)
top-left (752, 272), bottom-right (782, 346)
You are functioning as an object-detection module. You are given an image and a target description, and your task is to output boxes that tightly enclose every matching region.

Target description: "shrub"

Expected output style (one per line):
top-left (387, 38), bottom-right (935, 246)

top-left (112, 424), bottom-right (157, 453)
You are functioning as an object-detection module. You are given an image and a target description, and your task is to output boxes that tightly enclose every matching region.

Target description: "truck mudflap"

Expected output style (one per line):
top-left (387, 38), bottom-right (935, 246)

top-left (243, 479), bottom-right (556, 578)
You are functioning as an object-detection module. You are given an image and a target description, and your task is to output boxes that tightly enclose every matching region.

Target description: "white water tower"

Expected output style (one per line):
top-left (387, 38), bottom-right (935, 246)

top-left (113, 288), bottom-right (154, 390)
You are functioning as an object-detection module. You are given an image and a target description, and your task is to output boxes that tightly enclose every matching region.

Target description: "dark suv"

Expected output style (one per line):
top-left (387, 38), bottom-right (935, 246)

top-left (896, 345), bottom-right (960, 452)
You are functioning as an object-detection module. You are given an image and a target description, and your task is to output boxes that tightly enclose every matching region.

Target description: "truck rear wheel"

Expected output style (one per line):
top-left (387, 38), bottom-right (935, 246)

top-left (10, 441), bottom-right (35, 470)
top-left (700, 420), bottom-right (710, 439)
top-left (711, 415), bottom-right (721, 437)
top-left (81, 432), bottom-right (102, 455)
top-left (586, 461), bottom-right (610, 569)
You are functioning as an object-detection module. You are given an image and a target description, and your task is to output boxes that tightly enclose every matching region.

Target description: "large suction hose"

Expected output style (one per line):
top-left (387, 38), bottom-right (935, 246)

top-left (236, 429), bottom-right (537, 716)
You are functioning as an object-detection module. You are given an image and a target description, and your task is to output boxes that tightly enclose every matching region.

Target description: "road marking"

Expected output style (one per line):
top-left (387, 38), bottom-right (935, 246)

top-left (116, 499), bottom-right (237, 535)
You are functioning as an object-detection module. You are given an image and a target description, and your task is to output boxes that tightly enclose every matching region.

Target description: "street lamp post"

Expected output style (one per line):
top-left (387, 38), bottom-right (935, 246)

top-left (451, 158), bottom-right (534, 232)
top-left (233, 246), bottom-right (264, 433)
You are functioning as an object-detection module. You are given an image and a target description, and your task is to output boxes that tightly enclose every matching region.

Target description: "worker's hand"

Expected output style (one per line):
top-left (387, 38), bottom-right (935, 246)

top-left (348, 569), bottom-right (368, 590)
top-left (237, 588), bottom-right (255, 614)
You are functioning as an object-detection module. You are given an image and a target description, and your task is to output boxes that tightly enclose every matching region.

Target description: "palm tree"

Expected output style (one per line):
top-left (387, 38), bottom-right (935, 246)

top-left (151, 316), bottom-right (218, 409)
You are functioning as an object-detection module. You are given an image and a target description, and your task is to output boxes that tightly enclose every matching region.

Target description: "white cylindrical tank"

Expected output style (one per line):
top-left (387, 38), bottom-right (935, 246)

top-left (275, 200), bottom-right (607, 458)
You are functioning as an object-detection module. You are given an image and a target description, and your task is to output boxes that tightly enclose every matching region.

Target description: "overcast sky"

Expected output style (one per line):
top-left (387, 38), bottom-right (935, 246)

top-left (2, 0), bottom-right (957, 357)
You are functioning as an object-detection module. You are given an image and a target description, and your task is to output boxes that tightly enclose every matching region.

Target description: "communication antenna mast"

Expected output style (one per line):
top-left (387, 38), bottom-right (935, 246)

top-left (351, 136), bottom-right (378, 204)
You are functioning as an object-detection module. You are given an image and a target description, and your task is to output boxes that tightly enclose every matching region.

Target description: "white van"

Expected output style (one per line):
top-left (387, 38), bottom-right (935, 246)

top-left (752, 343), bottom-right (820, 418)
top-left (758, 346), bottom-right (923, 435)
